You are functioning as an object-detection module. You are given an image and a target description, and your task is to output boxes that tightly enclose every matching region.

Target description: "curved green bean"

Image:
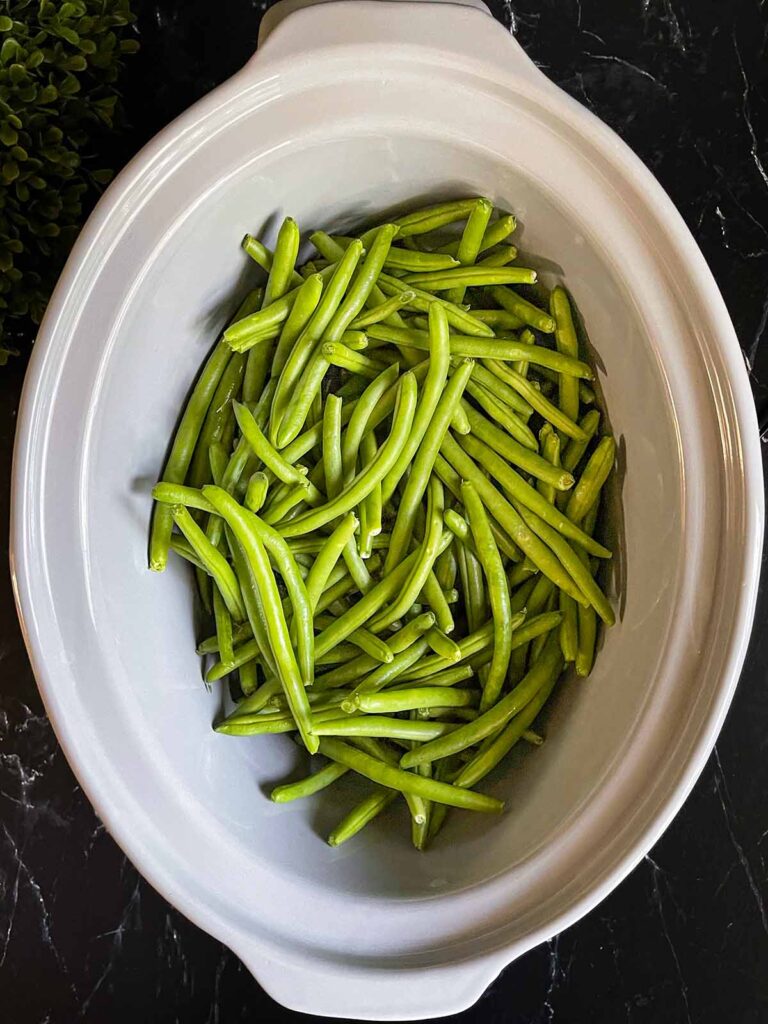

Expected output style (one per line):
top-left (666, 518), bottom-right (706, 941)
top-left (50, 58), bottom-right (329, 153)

top-left (245, 472), bottom-right (269, 513)
top-left (233, 401), bottom-right (309, 488)
top-left (461, 481), bottom-right (513, 711)
top-left (203, 487), bottom-right (316, 752)
top-left (385, 359), bottom-right (474, 572)
top-left (327, 790), bottom-right (397, 846)
top-left (318, 737), bottom-right (504, 812)
top-left (565, 436), bottom-right (616, 525)
top-left (278, 372), bottom-right (418, 538)
top-left (382, 302), bottom-right (451, 504)
top-left (399, 634), bottom-right (563, 768)
top-left (489, 285), bottom-right (555, 333)
top-left (550, 285), bottom-right (581, 426)
top-left (271, 760), bottom-right (349, 803)
top-left (171, 505), bottom-right (245, 620)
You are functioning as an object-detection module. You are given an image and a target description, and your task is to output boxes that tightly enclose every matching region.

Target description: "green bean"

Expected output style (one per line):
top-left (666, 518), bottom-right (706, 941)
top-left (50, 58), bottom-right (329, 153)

top-left (346, 686), bottom-right (476, 716)
top-left (212, 584), bottom-right (234, 668)
top-left (512, 325), bottom-right (535, 377)
top-left (575, 501), bottom-right (600, 677)
top-left (508, 611), bottom-right (562, 649)
top-left (420, 570), bottom-right (457, 633)
top-left (470, 361), bottom-right (534, 418)
top-left (318, 738), bottom-right (503, 812)
top-left (377, 272), bottom-right (493, 337)
top-left (271, 273), bottom-right (324, 375)
top-left (225, 264), bottom-right (332, 352)
top-left (197, 620), bottom-right (252, 655)
top-left (310, 230), bottom-right (347, 262)
top-left (218, 704), bottom-right (354, 735)
top-left (439, 434), bottom-right (587, 603)
top-left (461, 404), bottom-right (574, 490)
top-left (489, 285), bottom-right (555, 333)
top-left (469, 309), bottom-right (524, 330)
top-left (304, 512), bottom-right (358, 613)
top-left (461, 481), bottom-right (513, 710)
top-left (327, 790), bottom-right (397, 846)
top-left (397, 665), bottom-right (475, 692)
top-left (352, 637), bottom-right (431, 695)
top-left (325, 224), bottom-right (398, 340)
top-left (508, 574), bottom-right (537, 615)
top-left (400, 634), bottom-right (563, 768)
top-left (385, 359), bottom-right (473, 571)
top-left (245, 472), bottom-right (269, 513)
top-left (272, 345), bottom-right (333, 449)
top-left (559, 588), bottom-right (579, 663)
top-left (550, 285), bottom-right (580, 428)
top-left (359, 431), bottom-right (381, 558)
top-left (507, 558), bottom-right (537, 590)
top-left (313, 610), bottom-right (435, 692)
top-left (398, 619), bottom-right (497, 682)
top-left (185, 348), bottom-right (243, 487)
top-left (365, 323), bottom-right (594, 377)
top-left (314, 717), bottom-right (457, 741)
top-left (241, 233), bottom-right (303, 288)
top-left (152, 482), bottom-right (217, 514)
top-left (233, 401), bottom-right (309, 488)
top-left (271, 242), bottom-right (364, 436)
top-left (403, 267), bottom-right (536, 290)
top-left (203, 488), bottom-right (316, 752)
top-left (271, 761), bottom-right (349, 803)
top-left (373, 476), bottom-right (445, 629)
top-left (454, 669), bottom-right (559, 789)
top-left (385, 248), bottom-right (459, 272)
top-left (222, 501), bottom-right (315, 683)
top-left (477, 244), bottom-right (518, 268)
top-left (227, 677), bottom-right (282, 717)
top-left (560, 409), bottom-right (601, 483)
top-left (457, 542), bottom-right (487, 633)
top-left (565, 436), bottom-right (616, 525)
top-left (313, 547), bottom-right (420, 658)
top-left (343, 626), bottom-right (394, 664)
top-left (262, 217), bottom-right (300, 308)
top-left (169, 534), bottom-right (207, 572)
top-left (393, 198), bottom-right (480, 237)
top-left (436, 213), bottom-right (517, 256)
top-left (350, 291), bottom-right (416, 328)
top-left (447, 197), bottom-right (492, 304)
top-left (278, 372), bottom-right (418, 538)
top-left (239, 659), bottom-right (259, 696)
top-left (464, 378), bottom-right (538, 451)
top-left (315, 574), bottom-right (357, 614)
top-left (171, 506), bottom-right (245, 620)
top-left (382, 302), bottom-right (451, 503)
top-left (511, 499), bottom-right (614, 625)
top-left (341, 363), bottom-right (401, 482)
top-left (537, 425), bottom-right (561, 505)
top-left (322, 341), bottom-right (383, 379)
top-left (208, 442), bottom-right (229, 488)
top-left (459, 433), bottom-right (611, 559)
top-left (434, 543), bottom-right (458, 593)
top-left (425, 628), bottom-right (462, 663)
top-left (483, 359), bottom-right (588, 440)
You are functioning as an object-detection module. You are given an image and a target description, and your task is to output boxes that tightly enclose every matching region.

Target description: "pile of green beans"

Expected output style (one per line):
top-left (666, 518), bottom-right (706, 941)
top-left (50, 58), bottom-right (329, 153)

top-left (150, 197), bottom-right (616, 850)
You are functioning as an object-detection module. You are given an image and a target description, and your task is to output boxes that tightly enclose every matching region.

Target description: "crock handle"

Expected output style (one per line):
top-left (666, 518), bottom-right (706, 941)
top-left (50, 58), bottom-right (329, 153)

top-left (228, 942), bottom-right (508, 1020)
top-left (249, 0), bottom-right (551, 91)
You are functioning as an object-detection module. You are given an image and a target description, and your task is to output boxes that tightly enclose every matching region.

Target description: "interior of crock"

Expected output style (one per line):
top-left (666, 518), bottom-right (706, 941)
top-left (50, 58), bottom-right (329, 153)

top-left (73, 131), bottom-right (682, 901)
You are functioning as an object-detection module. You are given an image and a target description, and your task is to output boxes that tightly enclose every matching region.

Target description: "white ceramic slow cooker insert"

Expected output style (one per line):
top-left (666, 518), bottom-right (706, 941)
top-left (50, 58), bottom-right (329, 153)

top-left (10, 0), bottom-right (763, 1018)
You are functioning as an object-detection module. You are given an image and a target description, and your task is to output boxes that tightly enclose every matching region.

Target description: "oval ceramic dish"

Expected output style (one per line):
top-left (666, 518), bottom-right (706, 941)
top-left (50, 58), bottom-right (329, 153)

top-left (10, 1), bottom-right (763, 1018)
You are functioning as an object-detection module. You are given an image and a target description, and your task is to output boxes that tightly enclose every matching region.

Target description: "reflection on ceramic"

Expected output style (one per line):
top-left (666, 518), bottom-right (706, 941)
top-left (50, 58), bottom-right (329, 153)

top-left (9, 1), bottom-right (762, 1018)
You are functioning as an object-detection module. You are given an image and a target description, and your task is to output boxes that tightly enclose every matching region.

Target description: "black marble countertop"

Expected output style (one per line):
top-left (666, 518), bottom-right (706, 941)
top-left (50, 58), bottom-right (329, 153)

top-left (2, 1), bottom-right (768, 1021)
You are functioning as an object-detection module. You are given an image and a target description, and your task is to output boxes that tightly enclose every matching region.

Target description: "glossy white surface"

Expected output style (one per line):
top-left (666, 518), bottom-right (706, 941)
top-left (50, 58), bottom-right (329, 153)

top-left (10, 1), bottom-right (763, 1018)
